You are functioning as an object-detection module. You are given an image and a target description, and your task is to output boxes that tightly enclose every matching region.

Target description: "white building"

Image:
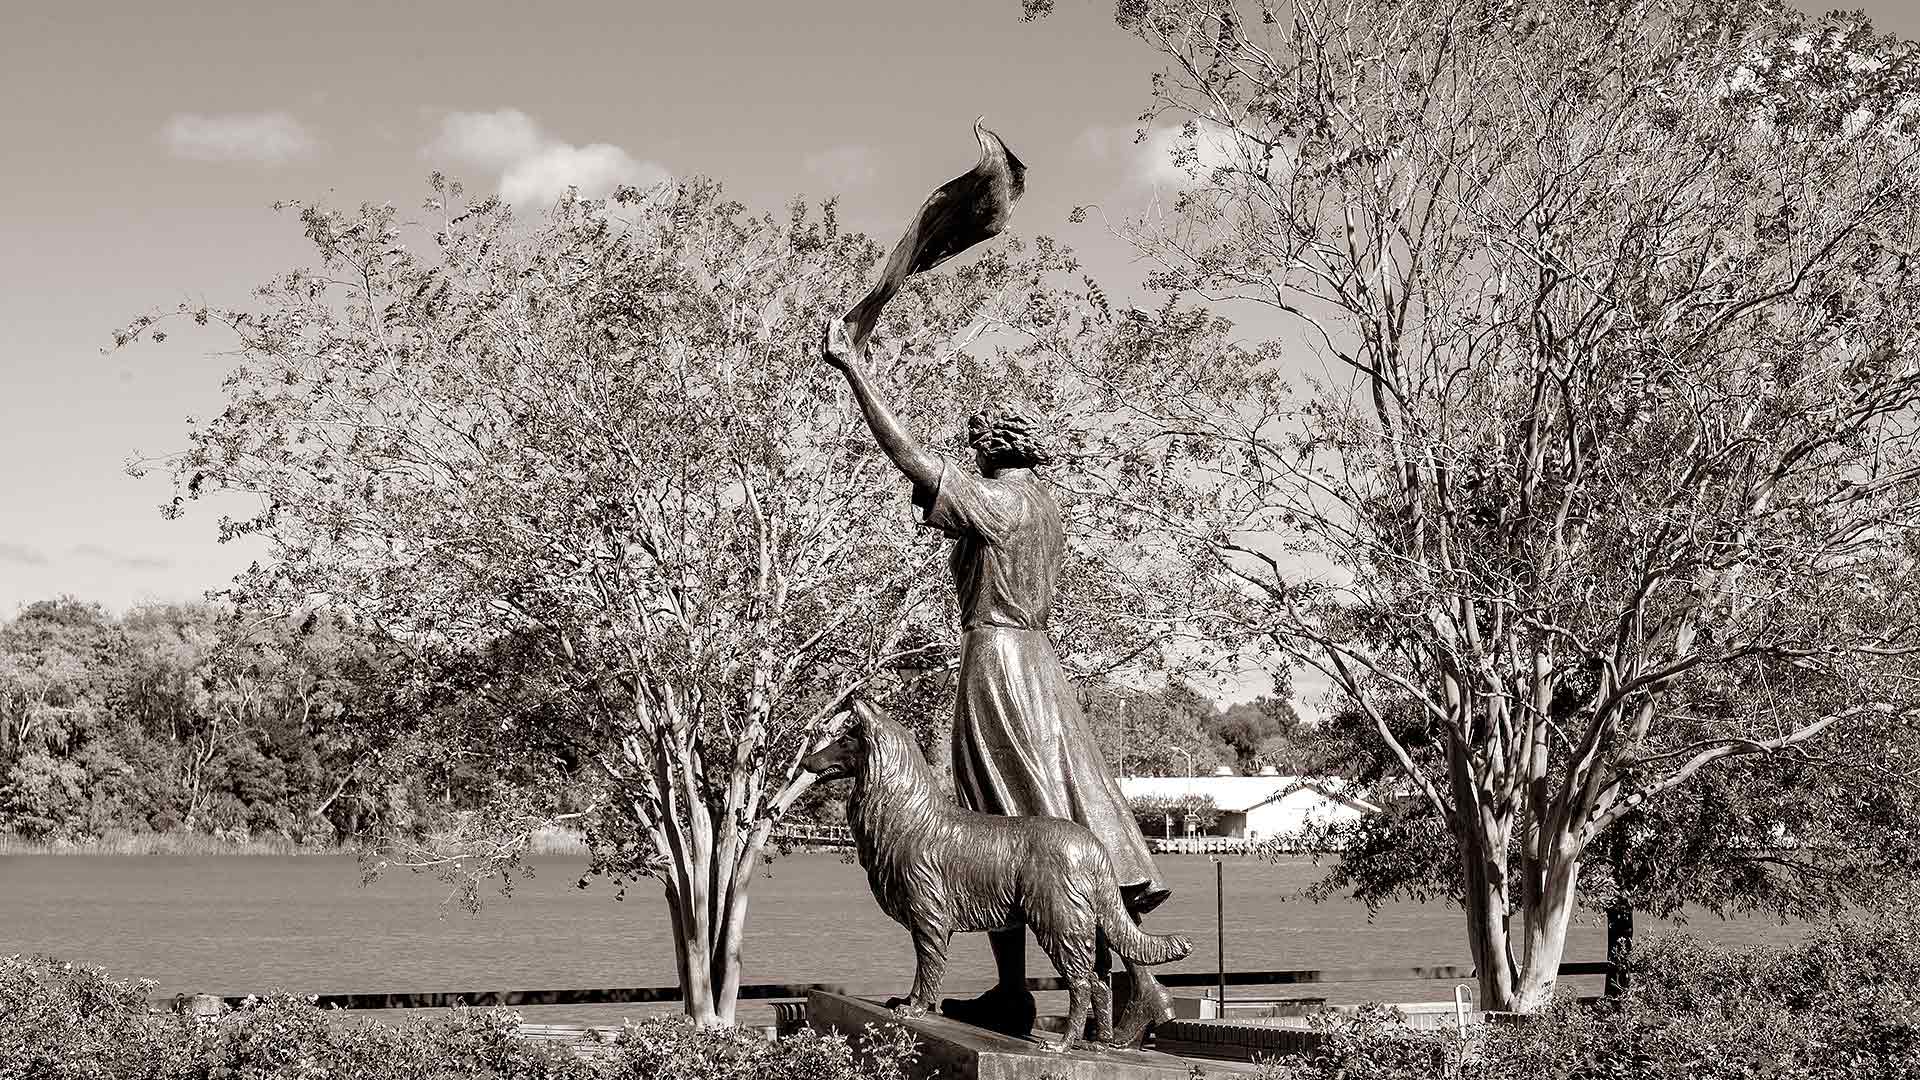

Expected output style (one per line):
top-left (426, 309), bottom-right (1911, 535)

top-left (1119, 769), bottom-right (1376, 842)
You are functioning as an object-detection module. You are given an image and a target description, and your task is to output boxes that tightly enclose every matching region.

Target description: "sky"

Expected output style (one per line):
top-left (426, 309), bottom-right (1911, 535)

top-left (0, 0), bottom-right (1192, 619)
top-left (3, 0), bottom-right (1918, 700)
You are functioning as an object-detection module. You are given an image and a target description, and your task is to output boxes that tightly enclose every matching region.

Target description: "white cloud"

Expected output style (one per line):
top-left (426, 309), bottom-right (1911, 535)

top-left (0, 543), bottom-right (47, 567)
top-left (424, 108), bottom-right (544, 169)
top-left (1073, 123), bottom-right (1145, 163)
top-left (1076, 121), bottom-right (1279, 189)
top-left (162, 111), bottom-right (317, 165)
top-left (423, 108), bottom-right (668, 207)
top-left (501, 143), bottom-right (667, 205)
top-left (803, 144), bottom-right (879, 191)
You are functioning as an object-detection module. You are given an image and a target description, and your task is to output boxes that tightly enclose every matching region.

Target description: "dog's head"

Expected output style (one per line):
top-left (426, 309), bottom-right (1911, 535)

top-left (801, 698), bottom-right (889, 783)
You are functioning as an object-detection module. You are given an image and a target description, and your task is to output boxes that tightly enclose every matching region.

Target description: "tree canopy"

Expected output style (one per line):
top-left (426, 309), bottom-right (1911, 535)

top-left (1034, 0), bottom-right (1920, 1009)
top-left (116, 171), bottom-right (1223, 1022)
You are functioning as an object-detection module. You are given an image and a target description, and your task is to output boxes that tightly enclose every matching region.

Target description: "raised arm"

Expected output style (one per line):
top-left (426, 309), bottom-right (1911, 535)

top-left (822, 320), bottom-right (942, 492)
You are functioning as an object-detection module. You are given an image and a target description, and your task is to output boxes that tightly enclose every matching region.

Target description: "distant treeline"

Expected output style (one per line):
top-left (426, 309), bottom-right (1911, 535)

top-left (0, 598), bottom-right (417, 846)
top-left (0, 595), bottom-right (1308, 846)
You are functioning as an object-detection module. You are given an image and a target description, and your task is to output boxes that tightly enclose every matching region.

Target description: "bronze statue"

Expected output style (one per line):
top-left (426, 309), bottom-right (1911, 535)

top-left (817, 120), bottom-right (1181, 1045)
top-left (800, 700), bottom-right (1193, 1053)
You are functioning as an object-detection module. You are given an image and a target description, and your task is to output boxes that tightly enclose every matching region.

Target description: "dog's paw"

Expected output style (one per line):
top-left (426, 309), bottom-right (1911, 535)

top-left (889, 1000), bottom-right (929, 1020)
top-left (1041, 1038), bottom-right (1075, 1055)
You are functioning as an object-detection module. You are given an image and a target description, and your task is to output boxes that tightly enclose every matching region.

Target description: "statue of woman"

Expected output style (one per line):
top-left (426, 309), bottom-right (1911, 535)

top-left (822, 320), bottom-right (1176, 1042)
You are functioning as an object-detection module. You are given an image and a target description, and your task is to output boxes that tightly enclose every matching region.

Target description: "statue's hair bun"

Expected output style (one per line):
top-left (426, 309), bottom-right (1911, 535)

top-left (968, 405), bottom-right (1053, 467)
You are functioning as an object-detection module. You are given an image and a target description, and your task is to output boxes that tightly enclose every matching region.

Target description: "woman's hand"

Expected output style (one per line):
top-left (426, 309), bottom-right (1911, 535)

top-left (821, 319), bottom-right (860, 373)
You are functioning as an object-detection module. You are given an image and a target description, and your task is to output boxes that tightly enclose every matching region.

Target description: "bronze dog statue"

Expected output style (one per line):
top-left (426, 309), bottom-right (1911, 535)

top-left (801, 700), bottom-right (1193, 1052)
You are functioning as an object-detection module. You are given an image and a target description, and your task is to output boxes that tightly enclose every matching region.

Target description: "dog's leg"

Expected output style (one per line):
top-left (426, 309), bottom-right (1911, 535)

top-left (1091, 935), bottom-right (1115, 1045)
top-left (903, 923), bottom-right (952, 1016)
top-left (941, 927), bottom-right (1037, 1037)
top-left (1034, 928), bottom-right (1096, 1054)
top-left (1054, 975), bottom-right (1093, 1055)
top-left (1090, 975), bottom-right (1113, 1045)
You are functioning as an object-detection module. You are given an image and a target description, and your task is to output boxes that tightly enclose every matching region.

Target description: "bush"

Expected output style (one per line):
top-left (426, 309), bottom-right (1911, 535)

top-left (606, 1017), bottom-right (918, 1080)
top-left (0, 954), bottom-right (181, 1079)
top-left (1127, 793), bottom-right (1220, 836)
top-left (1252, 914), bottom-right (1920, 1080)
top-left (1258, 1004), bottom-right (1461, 1080)
top-left (0, 955), bottom-right (918, 1080)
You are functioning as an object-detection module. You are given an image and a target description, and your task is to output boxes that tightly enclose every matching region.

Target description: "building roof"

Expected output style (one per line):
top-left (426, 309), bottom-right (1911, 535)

top-left (1118, 775), bottom-right (1377, 814)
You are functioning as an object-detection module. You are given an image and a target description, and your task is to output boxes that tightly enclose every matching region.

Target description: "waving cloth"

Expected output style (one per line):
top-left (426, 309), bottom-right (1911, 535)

top-left (842, 119), bottom-right (1027, 351)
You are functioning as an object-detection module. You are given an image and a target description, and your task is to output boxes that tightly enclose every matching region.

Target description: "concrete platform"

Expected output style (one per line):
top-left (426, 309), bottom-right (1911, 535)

top-left (807, 990), bottom-right (1261, 1080)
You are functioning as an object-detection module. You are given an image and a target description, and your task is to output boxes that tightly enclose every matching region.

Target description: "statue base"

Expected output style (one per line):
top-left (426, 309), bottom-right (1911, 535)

top-left (806, 990), bottom-right (1260, 1079)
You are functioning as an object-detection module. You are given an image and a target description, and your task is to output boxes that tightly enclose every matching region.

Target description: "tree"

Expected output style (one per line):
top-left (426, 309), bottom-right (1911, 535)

top-left (118, 603), bottom-right (261, 833)
top-left (1210, 694), bottom-right (1302, 773)
top-left (1128, 791), bottom-right (1220, 837)
top-left (1080, 675), bottom-right (1226, 776)
top-left (1290, 675), bottom-right (1920, 995)
top-left (1034, 0), bottom-right (1920, 1009)
top-left (0, 600), bottom-right (124, 840)
top-left (0, 595), bottom-right (394, 845)
top-left (118, 177), bottom-right (1199, 1023)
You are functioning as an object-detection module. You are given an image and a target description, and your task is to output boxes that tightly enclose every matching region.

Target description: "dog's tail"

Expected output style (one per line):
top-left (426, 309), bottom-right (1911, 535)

top-left (1101, 891), bottom-right (1193, 966)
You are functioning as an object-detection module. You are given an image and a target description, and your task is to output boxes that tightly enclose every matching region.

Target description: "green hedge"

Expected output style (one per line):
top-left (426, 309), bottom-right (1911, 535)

top-left (0, 955), bottom-right (917, 1080)
top-left (1257, 914), bottom-right (1920, 1080)
top-left (1128, 793), bottom-right (1221, 835)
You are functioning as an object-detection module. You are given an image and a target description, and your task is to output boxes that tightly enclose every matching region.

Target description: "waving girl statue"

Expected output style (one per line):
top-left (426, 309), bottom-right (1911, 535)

top-left (815, 123), bottom-right (1177, 1042)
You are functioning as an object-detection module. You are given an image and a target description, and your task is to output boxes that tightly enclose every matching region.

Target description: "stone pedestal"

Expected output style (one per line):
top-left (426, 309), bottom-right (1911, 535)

top-left (807, 990), bottom-right (1259, 1080)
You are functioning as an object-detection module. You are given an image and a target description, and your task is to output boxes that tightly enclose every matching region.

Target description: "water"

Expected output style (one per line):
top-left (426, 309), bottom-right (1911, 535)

top-left (0, 852), bottom-right (1807, 1027)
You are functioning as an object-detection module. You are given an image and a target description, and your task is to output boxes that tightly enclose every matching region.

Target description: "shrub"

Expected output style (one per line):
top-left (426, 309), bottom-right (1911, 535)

top-left (0, 955), bottom-right (918, 1080)
top-left (1253, 915), bottom-right (1920, 1080)
top-left (0, 954), bottom-right (183, 1079)
top-left (1258, 1004), bottom-right (1460, 1080)
top-left (1127, 793), bottom-right (1220, 836)
top-left (606, 1017), bottom-right (918, 1080)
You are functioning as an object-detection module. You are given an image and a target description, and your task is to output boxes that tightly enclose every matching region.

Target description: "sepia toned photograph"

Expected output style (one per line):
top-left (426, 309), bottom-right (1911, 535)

top-left (4, 1), bottom-right (1919, 1076)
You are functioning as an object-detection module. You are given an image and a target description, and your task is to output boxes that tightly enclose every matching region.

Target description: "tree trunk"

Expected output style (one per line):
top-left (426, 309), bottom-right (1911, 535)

top-left (183, 750), bottom-right (206, 831)
top-left (661, 816), bottom-right (762, 1026)
top-left (1458, 816), bottom-right (1518, 1011)
top-left (1453, 804), bottom-right (1589, 1011)
top-left (1510, 849), bottom-right (1580, 1012)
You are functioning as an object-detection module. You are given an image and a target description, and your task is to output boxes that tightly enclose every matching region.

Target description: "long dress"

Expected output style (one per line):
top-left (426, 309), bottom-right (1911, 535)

top-left (914, 459), bottom-right (1166, 900)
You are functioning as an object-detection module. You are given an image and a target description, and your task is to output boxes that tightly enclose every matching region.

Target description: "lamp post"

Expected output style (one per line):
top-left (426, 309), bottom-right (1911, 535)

top-left (1175, 745), bottom-right (1197, 789)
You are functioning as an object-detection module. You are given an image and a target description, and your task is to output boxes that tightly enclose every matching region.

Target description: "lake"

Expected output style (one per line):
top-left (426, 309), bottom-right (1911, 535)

top-left (0, 852), bottom-right (1808, 1028)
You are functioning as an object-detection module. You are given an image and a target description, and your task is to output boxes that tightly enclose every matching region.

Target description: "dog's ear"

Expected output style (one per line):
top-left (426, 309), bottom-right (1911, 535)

top-left (849, 697), bottom-right (885, 729)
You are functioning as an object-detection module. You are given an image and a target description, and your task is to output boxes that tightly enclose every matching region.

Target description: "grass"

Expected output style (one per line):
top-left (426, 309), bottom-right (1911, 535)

top-left (0, 825), bottom-right (596, 857)
top-left (0, 831), bottom-right (334, 855)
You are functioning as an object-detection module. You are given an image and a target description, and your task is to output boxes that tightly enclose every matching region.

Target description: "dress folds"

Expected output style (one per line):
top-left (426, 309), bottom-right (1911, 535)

top-left (913, 460), bottom-right (1163, 897)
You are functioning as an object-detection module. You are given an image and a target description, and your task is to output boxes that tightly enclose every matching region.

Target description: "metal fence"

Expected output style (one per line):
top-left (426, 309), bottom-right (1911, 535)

top-left (166, 961), bottom-right (1612, 1013)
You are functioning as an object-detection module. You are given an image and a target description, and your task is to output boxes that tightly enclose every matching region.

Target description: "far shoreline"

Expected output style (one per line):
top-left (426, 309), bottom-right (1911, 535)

top-left (0, 834), bottom-right (351, 857)
top-left (0, 830), bottom-right (860, 858)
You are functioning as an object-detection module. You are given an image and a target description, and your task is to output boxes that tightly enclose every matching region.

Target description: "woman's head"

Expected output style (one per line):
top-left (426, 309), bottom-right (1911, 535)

top-left (967, 405), bottom-right (1053, 471)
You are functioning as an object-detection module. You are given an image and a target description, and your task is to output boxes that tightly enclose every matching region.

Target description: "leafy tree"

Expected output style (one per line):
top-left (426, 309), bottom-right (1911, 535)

top-left (1127, 791), bottom-right (1221, 836)
top-left (1293, 677), bottom-right (1920, 996)
top-left (116, 176), bottom-right (1204, 1023)
top-left (0, 600), bottom-right (124, 840)
top-left (0, 596), bottom-right (394, 846)
top-left (0, 599), bottom-right (118, 761)
top-left (1033, 0), bottom-right (1920, 1009)
top-left (1081, 675), bottom-right (1226, 776)
top-left (1210, 694), bottom-right (1302, 773)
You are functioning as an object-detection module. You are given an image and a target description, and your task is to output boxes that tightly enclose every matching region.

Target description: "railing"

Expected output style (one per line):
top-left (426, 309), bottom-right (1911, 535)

top-left (1150, 836), bottom-right (1253, 854)
top-left (775, 825), bottom-right (1338, 853)
top-left (769, 821), bottom-right (855, 847)
top-left (166, 961), bottom-right (1613, 1013)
